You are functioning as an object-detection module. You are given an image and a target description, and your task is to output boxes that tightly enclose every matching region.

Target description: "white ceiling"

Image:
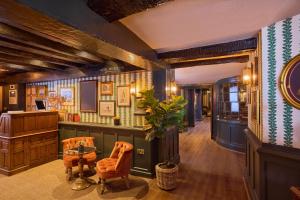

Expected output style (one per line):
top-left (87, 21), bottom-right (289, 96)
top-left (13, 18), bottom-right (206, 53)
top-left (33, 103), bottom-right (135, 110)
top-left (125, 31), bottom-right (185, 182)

top-left (121, 0), bottom-right (300, 52)
top-left (175, 63), bottom-right (246, 85)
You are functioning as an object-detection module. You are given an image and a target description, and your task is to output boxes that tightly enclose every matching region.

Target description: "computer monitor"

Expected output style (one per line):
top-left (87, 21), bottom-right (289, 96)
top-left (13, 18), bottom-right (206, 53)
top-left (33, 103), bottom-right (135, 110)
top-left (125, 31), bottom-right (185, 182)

top-left (35, 100), bottom-right (46, 110)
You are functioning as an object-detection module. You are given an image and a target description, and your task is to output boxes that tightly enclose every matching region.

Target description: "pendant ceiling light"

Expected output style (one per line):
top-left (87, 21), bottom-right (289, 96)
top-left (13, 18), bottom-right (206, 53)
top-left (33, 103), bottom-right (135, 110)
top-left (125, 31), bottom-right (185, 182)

top-left (99, 60), bottom-right (123, 75)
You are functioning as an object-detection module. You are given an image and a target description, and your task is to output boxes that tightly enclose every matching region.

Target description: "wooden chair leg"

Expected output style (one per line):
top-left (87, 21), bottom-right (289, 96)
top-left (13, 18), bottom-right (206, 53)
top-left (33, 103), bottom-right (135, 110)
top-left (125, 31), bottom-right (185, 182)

top-left (88, 164), bottom-right (96, 173)
top-left (123, 175), bottom-right (130, 189)
top-left (100, 179), bottom-right (106, 194)
top-left (66, 167), bottom-right (72, 181)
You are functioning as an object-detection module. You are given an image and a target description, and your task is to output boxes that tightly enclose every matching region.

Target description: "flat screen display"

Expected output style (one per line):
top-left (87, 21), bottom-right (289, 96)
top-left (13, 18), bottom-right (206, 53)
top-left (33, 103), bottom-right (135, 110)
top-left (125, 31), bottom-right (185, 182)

top-left (35, 100), bottom-right (46, 110)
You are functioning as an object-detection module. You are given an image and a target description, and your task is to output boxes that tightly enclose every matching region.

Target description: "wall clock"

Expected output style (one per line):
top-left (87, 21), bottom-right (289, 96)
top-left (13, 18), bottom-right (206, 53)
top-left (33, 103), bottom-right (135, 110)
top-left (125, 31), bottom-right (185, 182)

top-left (280, 54), bottom-right (300, 109)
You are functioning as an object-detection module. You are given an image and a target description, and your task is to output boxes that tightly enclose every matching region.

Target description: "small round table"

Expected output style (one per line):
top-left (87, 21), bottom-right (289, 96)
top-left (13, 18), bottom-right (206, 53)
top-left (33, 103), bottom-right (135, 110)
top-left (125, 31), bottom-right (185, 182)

top-left (65, 146), bottom-right (96, 191)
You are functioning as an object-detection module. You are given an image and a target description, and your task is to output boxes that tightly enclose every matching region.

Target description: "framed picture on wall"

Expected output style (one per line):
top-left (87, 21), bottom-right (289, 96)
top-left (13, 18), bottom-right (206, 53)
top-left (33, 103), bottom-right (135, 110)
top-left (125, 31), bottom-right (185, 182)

top-left (60, 88), bottom-right (74, 106)
top-left (9, 90), bottom-right (17, 105)
top-left (80, 80), bottom-right (97, 112)
top-left (100, 82), bottom-right (113, 95)
top-left (99, 101), bottom-right (115, 117)
top-left (117, 86), bottom-right (130, 107)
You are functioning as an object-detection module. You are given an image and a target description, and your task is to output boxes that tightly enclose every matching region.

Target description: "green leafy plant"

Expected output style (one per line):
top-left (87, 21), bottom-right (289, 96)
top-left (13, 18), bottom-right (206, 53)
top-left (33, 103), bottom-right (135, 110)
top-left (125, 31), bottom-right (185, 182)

top-left (138, 89), bottom-right (187, 141)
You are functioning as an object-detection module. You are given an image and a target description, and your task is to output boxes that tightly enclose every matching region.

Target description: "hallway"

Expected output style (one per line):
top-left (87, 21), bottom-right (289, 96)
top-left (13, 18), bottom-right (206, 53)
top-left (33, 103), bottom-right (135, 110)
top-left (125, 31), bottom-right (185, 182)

top-left (144, 117), bottom-right (248, 200)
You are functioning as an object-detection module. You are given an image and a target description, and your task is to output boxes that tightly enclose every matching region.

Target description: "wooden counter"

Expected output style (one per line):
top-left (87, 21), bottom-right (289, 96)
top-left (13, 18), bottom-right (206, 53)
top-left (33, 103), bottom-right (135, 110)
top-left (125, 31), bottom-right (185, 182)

top-left (213, 118), bottom-right (247, 152)
top-left (0, 111), bottom-right (58, 175)
top-left (59, 121), bottom-right (179, 177)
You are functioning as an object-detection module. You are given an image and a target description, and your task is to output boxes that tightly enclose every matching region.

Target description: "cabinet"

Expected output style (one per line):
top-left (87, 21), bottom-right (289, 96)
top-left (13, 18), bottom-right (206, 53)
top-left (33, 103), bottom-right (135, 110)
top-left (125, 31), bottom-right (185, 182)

top-left (212, 76), bottom-right (248, 152)
top-left (0, 111), bottom-right (58, 175)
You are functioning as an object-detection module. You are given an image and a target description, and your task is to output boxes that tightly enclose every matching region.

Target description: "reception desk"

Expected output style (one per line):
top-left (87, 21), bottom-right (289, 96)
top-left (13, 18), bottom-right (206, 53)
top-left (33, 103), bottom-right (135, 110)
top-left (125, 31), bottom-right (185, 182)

top-left (59, 122), bottom-right (179, 177)
top-left (0, 111), bottom-right (58, 175)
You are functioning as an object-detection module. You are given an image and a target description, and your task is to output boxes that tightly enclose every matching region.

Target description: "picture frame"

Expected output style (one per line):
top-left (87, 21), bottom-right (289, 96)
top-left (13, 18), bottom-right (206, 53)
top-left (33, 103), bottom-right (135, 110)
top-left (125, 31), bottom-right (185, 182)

top-left (60, 88), bottom-right (74, 106)
top-left (9, 85), bottom-right (15, 90)
top-left (38, 86), bottom-right (46, 97)
top-left (99, 100), bottom-right (115, 117)
top-left (280, 54), bottom-right (300, 109)
top-left (117, 86), bottom-right (131, 107)
top-left (48, 91), bottom-right (56, 98)
top-left (100, 82), bottom-right (113, 95)
top-left (80, 80), bottom-right (98, 112)
top-left (9, 90), bottom-right (17, 105)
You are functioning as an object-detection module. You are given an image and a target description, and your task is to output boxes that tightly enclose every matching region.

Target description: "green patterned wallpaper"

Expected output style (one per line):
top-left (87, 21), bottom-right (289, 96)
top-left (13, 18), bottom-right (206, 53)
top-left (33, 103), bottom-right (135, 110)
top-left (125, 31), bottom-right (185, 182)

top-left (27, 70), bottom-right (152, 127)
top-left (262, 13), bottom-right (300, 148)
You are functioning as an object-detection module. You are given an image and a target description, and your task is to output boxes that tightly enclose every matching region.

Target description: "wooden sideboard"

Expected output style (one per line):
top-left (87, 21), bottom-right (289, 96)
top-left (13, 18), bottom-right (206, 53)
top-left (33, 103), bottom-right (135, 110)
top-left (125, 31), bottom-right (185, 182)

top-left (0, 111), bottom-right (58, 175)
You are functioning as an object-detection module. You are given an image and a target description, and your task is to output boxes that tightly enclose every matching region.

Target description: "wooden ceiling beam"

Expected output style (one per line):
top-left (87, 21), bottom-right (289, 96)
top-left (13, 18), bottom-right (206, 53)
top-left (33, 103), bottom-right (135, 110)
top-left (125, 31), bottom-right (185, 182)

top-left (0, 46), bottom-right (81, 68)
top-left (0, 22), bottom-right (103, 64)
top-left (170, 55), bottom-right (249, 68)
top-left (87, 0), bottom-right (173, 22)
top-left (0, 53), bottom-right (67, 71)
top-left (0, 38), bottom-right (92, 65)
top-left (158, 38), bottom-right (257, 62)
top-left (0, 0), bottom-right (165, 70)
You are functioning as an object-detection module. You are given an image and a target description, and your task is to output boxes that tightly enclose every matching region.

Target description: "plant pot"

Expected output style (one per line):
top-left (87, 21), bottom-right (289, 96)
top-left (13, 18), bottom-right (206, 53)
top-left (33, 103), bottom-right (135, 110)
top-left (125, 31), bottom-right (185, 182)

top-left (155, 163), bottom-right (178, 190)
top-left (114, 118), bottom-right (120, 126)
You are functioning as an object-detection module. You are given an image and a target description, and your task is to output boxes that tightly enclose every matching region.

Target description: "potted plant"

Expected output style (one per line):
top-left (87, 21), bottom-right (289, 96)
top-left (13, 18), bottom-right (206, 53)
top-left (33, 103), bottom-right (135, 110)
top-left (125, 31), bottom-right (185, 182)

top-left (138, 89), bottom-right (187, 190)
top-left (113, 116), bottom-right (121, 125)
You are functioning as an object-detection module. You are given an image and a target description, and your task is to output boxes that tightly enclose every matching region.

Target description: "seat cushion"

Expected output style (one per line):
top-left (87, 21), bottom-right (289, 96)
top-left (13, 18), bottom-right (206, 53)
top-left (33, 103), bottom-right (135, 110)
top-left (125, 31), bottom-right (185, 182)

top-left (96, 158), bottom-right (118, 179)
top-left (63, 152), bottom-right (96, 168)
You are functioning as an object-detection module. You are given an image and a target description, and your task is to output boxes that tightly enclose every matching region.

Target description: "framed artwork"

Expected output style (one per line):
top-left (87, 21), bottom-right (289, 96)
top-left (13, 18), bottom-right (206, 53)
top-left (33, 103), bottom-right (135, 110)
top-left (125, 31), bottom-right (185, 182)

top-left (117, 86), bottom-right (130, 107)
top-left (252, 57), bottom-right (259, 86)
top-left (31, 87), bottom-right (36, 95)
top-left (99, 101), bottom-right (115, 117)
top-left (60, 88), bottom-right (74, 106)
top-left (38, 86), bottom-right (46, 97)
top-left (80, 80), bottom-right (97, 112)
top-left (9, 90), bottom-right (17, 104)
top-left (48, 91), bottom-right (56, 98)
top-left (280, 54), bottom-right (300, 109)
top-left (9, 85), bottom-right (15, 90)
top-left (100, 82), bottom-right (113, 95)
top-left (251, 89), bottom-right (257, 120)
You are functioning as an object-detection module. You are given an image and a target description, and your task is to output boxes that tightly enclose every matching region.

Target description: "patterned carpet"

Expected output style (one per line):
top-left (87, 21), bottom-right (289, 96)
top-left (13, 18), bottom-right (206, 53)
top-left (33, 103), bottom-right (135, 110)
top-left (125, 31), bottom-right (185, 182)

top-left (0, 160), bottom-right (150, 200)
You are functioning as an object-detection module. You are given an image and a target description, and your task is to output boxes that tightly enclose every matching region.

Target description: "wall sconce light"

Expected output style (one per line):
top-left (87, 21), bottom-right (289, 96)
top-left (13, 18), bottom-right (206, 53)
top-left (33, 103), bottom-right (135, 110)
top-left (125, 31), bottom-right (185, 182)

top-left (171, 86), bottom-right (177, 93)
top-left (130, 81), bottom-right (136, 95)
top-left (242, 67), bottom-right (251, 84)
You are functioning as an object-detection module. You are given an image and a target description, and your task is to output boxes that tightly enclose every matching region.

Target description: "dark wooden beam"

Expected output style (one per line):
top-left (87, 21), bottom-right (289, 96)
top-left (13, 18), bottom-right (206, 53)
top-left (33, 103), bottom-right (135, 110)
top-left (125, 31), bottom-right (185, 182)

top-left (158, 38), bottom-right (257, 62)
top-left (0, 22), bottom-right (103, 63)
top-left (87, 0), bottom-right (173, 22)
top-left (0, 38), bottom-right (92, 64)
top-left (0, 0), bottom-right (165, 70)
top-left (0, 53), bottom-right (68, 71)
top-left (0, 46), bottom-right (81, 68)
top-left (170, 55), bottom-right (249, 68)
top-left (0, 62), bottom-right (32, 72)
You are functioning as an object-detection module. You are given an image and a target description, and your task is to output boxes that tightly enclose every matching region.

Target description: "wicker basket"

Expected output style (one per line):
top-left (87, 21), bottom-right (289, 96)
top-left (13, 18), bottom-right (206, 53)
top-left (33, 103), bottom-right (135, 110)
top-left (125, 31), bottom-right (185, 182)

top-left (155, 163), bottom-right (178, 190)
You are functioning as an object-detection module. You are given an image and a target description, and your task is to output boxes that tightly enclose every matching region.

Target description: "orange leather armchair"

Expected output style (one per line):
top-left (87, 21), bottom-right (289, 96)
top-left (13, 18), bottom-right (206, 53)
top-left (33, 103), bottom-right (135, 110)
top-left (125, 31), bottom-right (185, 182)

top-left (96, 141), bottom-right (133, 194)
top-left (62, 137), bottom-right (97, 181)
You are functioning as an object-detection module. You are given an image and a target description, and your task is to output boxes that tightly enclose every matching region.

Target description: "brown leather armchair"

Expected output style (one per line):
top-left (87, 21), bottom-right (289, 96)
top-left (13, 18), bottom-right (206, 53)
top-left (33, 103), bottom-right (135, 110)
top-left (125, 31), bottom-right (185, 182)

top-left (96, 141), bottom-right (133, 194)
top-left (62, 137), bottom-right (97, 181)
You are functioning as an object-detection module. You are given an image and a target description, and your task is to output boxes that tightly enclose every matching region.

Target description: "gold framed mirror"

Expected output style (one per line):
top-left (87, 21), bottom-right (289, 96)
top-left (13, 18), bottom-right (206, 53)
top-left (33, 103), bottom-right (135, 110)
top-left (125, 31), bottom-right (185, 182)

top-left (280, 54), bottom-right (300, 109)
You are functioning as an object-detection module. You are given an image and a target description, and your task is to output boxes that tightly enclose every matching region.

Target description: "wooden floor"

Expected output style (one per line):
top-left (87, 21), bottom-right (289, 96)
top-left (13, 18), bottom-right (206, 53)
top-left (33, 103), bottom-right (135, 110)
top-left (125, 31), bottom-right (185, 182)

top-left (142, 117), bottom-right (248, 200)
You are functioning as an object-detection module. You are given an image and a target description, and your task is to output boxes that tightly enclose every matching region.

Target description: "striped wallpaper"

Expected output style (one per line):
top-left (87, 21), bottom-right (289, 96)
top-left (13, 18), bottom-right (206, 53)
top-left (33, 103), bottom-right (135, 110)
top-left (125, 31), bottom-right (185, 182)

top-left (262, 13), bottom-right (300, 148)
top-left (27, 70), bottom-right (152, 127)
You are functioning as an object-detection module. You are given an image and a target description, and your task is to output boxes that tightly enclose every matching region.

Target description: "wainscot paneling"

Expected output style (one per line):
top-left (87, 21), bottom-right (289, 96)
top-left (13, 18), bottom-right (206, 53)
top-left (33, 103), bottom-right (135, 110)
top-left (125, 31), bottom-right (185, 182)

top-left (245, 128), bottom-right (300, 200)
top-left (58, 122), bottom-right (179, 177)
